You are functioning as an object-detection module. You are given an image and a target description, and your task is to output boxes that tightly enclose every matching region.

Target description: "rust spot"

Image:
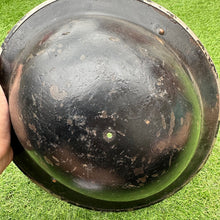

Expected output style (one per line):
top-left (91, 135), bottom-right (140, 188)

top-left (52, 178), bottom-right (57, 183)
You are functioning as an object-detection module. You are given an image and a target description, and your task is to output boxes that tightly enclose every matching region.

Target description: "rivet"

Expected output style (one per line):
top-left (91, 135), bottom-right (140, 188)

top-left (103, 128), bottom-right (116, 143)
top-left (107, 132), bottom-right (113, 139)
top-left (159, 28), bottom-right (165, 35)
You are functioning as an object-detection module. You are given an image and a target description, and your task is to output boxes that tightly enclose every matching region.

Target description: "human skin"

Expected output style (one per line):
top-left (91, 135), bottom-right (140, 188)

top-left (0, 85), bottom-right (13, 174)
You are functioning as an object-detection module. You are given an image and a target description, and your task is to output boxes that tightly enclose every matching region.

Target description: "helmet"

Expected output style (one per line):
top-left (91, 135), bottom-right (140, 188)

top-left (1, 0), bottom-right (219, 211)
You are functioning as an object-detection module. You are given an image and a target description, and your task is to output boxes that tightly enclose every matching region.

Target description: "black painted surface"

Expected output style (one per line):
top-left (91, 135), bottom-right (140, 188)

top-left (1, 0), bottom-right (219, 211)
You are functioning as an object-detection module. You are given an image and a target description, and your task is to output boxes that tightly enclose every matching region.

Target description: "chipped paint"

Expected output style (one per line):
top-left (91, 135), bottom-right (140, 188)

top-left (134, 167), bottom-right (144, 176)
top-left (49, 85), bottom-right (67, 101)
top-left (80, 54), bottom-right (86, 60)
top-left (67, 118), bottom-right (73, 126)
top-left (156, 131), bottom-right (161, 137)
top-left (161, 114), bottom-right (166, 129)
top-left (116, 130), bottom-right (126, 136)
top-left (28, 123), bottom-right (37, 133)
top-left (52, 156), bottom-right (60, 163)
top-left (180, 117), bottom-right (184, 126)
top-left (44, 156), bottom-right (53, 166)
top-left (168, 111), bottom-right (175, 136)
top-left (2, 0), bottom-right (219, 211)
top-left (109, 37), bottom-right (120, 42)
top-left (99, 110), bottom-right (108, 119)
top-left (155, 36), bottom-right (164, 45)
top-left (144, 119), bottom-right (150, 125)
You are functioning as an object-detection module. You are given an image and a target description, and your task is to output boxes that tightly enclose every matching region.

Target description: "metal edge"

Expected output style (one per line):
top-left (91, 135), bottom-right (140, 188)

top-left (139, 0), bottom-right (218, 78)
top-left (139, 0), bottom-right (220, 161)
top-left (136, 0), bottom-right (220, 206)
top-left (1, 0), bottom-right (219, 182)
top-left (0, 0), bottom-right (57, 54)
top-left (1, 0), bottom-right (219, 78)
top-left (1, 0), bottom-right (219, 172)
top-left (1, 0), bottom-right (219, 98)
top-left (0, 0), bottom-right (219, 210)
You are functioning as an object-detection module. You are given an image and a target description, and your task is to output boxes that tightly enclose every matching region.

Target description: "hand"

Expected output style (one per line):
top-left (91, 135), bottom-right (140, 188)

top-left (0, 85), bottom-right (13, 174)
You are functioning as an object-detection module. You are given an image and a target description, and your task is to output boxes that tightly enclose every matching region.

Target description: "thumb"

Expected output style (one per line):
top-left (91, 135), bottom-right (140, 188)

top-left (0, 85), bottom-right (12, 174)
top-left (0, 85), bottom-right (10, 146)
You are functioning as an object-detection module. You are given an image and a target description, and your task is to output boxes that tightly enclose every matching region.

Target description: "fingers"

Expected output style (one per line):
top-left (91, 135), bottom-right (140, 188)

top-left (0, 147), bottom-right (13, 174)
top-left (0, 85), bottom-right (10, 145)
top-left (0, 85), bottom-right (13, 174)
